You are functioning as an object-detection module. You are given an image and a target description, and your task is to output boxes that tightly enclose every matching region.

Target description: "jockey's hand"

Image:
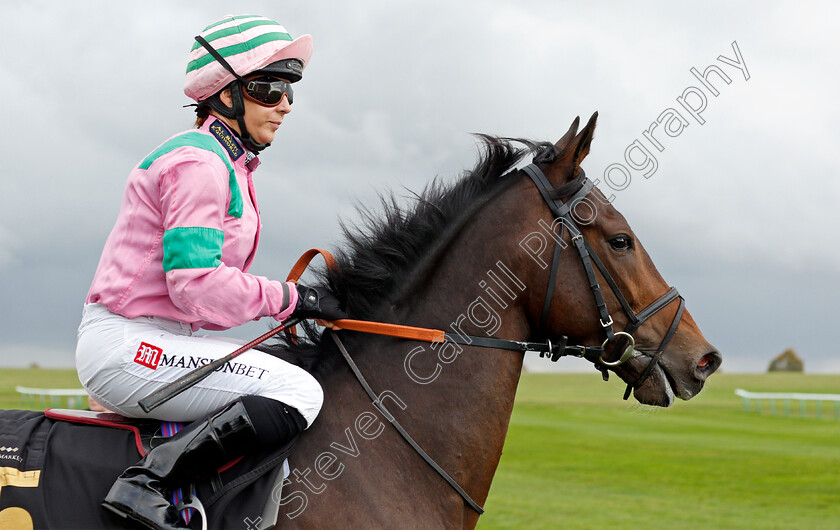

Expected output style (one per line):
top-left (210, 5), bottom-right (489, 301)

top-left (293, 284), bottom-right (347, 323)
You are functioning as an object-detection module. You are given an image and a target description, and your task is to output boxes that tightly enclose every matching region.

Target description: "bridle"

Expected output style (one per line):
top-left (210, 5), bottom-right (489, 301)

top-left (292, 151), bottom-right (688, 515)
top-left (521, 157), bottom-right (685, 399)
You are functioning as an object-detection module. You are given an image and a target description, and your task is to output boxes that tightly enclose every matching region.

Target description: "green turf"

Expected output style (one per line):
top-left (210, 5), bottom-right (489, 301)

top-left (479, 372), bottom-right (840, 529)
top-left (1, 369), bottom-right (838, 528)
top-left (0, 368), bottom-right (85, 410)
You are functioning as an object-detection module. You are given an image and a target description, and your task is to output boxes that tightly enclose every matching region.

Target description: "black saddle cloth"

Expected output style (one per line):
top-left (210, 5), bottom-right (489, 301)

top-left (0, 409), bottom-right (293, 529)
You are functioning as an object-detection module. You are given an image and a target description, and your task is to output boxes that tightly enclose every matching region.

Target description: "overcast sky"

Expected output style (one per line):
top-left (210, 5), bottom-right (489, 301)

top-left (1, 1), bottom-right (838, 374)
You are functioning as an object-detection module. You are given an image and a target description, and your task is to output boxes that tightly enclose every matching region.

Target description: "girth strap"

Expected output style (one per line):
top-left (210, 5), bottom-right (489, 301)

top-left (329, 331), bottom-right (485, 514)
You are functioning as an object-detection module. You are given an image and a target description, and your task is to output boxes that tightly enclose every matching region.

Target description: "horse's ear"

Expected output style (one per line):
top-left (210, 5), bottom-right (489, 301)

top-left (545, 112), bottom-right (597, 186)
top-left (554, 116), bottom-right (580, 151)
top-left (561, 111), bottom-right (598, 169)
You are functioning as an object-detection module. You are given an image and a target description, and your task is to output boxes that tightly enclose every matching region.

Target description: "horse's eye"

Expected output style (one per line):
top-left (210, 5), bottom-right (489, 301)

top-left (609, 235), bottom-right (633, 252)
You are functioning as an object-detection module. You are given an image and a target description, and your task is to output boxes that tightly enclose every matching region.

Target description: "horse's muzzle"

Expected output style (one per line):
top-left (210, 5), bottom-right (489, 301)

top-left (695, 349), bottom-right (722, 381)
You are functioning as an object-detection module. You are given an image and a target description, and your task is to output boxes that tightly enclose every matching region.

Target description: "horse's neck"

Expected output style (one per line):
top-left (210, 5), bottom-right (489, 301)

top-left (393, 234), bottom-right (529, 498)
top-left (338, 226), bottom-right (528, 515)
top-left (286, 192), bottom-right (530, 525)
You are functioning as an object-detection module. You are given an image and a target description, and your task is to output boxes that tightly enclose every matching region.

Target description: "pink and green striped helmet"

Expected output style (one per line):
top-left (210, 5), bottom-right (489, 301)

top-left (185, 14), bottom-right (313, 102)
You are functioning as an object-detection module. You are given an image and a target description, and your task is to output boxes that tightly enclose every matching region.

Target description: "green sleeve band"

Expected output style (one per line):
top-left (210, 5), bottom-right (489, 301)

top-left (140, 131), bottom-right (243, 218)
top-left (163, 227), bottom-right (224, 272)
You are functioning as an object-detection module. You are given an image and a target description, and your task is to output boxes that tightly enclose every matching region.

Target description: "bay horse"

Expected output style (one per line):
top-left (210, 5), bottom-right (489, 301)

top-left (0, 113), bottom-right (720, 529)
top-left (267, 112), bottom-right (721, 527)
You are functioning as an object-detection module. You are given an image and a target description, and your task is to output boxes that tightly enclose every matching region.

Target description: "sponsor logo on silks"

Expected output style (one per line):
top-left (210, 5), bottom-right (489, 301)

top-left (0, 447), bottom-right (22, 462)
top-left (134, 342), bottom-right (163, 370)
top-left (158, 354), bottom-right (269, 380)
top-left (209, 120), bottom-right (243, 161)
top-left (0, 446), bottom-right (23, 463)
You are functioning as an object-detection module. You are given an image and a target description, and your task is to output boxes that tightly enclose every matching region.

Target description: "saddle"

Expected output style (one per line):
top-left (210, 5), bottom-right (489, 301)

top-left (44, 409), bottom-right (295, 528)
top-left (44, 409), bottom-right (157, 455)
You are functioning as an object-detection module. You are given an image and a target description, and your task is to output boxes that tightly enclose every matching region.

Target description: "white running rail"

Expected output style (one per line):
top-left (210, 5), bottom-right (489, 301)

top-left (735, 388), bottom-right (840, 419)
top-left (15, 386), bottom-right (89, 409)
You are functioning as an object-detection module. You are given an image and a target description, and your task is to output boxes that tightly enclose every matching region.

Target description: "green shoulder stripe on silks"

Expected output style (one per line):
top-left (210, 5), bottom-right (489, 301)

top-left (139, 131), bottom-right (243, 218)
top-left (163, 227), bottom-right (224, 272)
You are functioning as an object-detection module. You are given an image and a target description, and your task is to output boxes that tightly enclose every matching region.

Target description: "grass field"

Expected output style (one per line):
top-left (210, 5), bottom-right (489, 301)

top-left (0, 368), bottom-right (85, 410)
top-left (479, 372), bottom-right (840, 530)
top-left (2, 369), bottom-right (838, 528)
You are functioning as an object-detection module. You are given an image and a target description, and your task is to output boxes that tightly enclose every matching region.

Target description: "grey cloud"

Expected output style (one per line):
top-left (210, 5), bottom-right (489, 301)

top-left (1, 1), bottom-right (838, 373)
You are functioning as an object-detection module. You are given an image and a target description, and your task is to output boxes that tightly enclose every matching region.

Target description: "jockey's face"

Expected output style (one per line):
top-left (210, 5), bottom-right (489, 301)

top-left (240, 84), bottom-right (291, 145)
top-left (217, 83), bottom-right (292, 146)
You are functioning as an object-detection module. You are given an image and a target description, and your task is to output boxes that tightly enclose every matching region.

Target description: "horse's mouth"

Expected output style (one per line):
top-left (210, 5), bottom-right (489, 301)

top-left (620, 353), bottom-right (680, 407)
top-left (639, 363), bottom-right (675, 407)
top-left (659, 364), bottom-right (678, 404)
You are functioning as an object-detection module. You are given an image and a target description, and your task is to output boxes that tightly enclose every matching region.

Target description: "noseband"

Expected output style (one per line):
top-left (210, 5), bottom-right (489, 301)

top-left (522, 161), bottom-right (686, 398)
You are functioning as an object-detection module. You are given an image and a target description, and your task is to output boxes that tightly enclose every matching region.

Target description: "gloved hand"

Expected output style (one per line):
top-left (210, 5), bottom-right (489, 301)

top-left (293, 284), bottom-right (347, 322)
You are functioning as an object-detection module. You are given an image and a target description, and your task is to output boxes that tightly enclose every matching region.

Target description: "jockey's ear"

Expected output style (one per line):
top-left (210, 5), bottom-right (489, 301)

top-left (218, 88), bottom-right (234, 109)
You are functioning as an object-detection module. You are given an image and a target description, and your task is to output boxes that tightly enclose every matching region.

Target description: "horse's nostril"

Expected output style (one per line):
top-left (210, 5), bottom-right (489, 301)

top-left (695, 351), bottom-right (722, 380)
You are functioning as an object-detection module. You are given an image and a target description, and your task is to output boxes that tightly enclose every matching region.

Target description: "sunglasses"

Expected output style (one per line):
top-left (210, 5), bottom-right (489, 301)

top-left (242, 76), bottom-right (294, 106)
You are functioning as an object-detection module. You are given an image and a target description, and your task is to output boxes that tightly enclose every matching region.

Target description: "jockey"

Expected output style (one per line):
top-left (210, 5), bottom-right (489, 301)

top-left (75, 14), bottom-right (344, 529)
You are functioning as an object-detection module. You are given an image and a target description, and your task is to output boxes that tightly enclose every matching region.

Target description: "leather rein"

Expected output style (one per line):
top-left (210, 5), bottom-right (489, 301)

top-left (285, 157), bottom-right (686, 514)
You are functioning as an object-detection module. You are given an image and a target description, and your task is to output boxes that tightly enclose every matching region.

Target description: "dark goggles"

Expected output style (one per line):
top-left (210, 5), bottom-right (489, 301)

top-left (242, 76), bottom-right (294, 106)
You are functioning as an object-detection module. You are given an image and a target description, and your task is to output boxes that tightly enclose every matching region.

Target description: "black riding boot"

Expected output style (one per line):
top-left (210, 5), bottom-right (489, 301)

top-left (101, 399), bottom-right (258, 530)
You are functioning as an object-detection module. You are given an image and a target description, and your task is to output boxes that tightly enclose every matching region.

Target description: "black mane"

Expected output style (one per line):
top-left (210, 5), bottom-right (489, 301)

top-left (261, 135), bottom-right (551, 375)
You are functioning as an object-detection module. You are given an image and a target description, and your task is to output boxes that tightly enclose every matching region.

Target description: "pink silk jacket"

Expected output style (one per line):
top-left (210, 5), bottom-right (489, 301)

top-left (86, 117), bottom-right (298, 331)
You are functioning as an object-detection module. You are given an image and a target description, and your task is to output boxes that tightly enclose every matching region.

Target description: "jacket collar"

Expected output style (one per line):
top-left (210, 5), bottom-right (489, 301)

top-left (202, 116), bottom-right (260, 171)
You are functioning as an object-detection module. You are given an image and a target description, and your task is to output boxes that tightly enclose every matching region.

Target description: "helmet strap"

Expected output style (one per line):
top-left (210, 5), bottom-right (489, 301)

top-left (229, 81), bottom-right (270, 152)
top-left (203, 91), bottom-right (236, 120)
top-left (194, 35), bottom-right (271, 152)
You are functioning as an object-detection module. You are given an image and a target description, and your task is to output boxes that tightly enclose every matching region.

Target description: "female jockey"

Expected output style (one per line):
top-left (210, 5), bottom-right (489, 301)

top-left (75, 14), bottom-right (343, 529)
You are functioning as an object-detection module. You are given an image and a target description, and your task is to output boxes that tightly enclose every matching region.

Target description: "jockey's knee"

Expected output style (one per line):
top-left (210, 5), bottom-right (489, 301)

top-left (262, 365), bottom-right (323, 428)
top-left (298, 372), bottom-right (324, 428)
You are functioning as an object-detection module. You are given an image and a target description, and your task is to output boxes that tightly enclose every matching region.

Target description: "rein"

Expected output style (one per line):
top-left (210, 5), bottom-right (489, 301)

top-left (286, 252), bottom-right (610, 366)
top-left (285, 156), bottom-right (686, 513)
top-left (328, 331), bottom-right (485, 514)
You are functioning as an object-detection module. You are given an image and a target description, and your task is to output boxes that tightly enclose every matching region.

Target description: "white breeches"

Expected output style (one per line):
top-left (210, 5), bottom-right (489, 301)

top-left (75, 304), bottom-right (323, 426)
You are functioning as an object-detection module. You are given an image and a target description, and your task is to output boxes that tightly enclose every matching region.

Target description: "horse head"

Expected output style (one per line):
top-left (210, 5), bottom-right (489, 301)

top-left (526, 112), bottom-right (722, 406)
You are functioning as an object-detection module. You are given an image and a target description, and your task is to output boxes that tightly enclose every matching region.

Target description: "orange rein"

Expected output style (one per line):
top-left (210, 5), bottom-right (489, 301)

top-left (285, 249), bottom-right (447, 344)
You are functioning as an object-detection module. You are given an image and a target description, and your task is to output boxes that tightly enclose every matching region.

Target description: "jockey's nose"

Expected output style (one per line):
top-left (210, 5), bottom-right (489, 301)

top-left (276, 94), bottom-right (292, 114)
